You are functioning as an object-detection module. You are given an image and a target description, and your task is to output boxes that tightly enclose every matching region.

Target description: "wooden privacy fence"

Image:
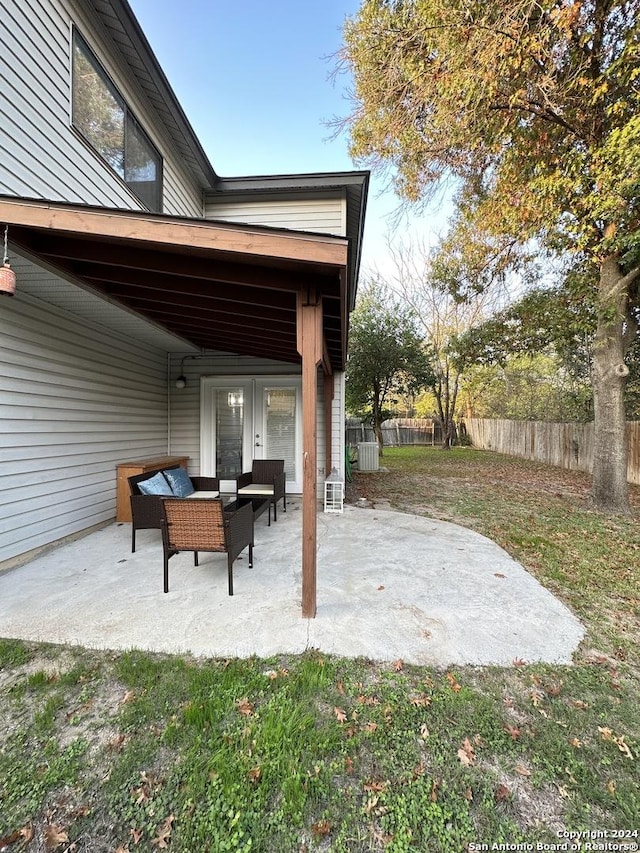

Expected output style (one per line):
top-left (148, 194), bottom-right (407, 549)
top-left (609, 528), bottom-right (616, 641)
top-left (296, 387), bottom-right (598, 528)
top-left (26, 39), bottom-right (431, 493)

top-left (464, 418), bottom-right (640, 486)
top-left (346, 418), bottom-right (437, 447)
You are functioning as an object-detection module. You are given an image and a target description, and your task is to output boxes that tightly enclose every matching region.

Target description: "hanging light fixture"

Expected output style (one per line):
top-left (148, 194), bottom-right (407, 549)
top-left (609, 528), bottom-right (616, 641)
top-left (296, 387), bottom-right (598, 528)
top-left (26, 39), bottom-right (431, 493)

top-left (0, 225), bottom-right (16, 297)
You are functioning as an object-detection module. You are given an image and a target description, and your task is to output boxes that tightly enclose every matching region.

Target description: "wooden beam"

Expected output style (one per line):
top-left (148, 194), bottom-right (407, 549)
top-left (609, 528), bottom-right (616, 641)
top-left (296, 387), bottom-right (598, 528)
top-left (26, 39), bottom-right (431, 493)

top-left (297, 288), bottom-right (324, 619)
top-left (0, 197), bottom-right (349, 267)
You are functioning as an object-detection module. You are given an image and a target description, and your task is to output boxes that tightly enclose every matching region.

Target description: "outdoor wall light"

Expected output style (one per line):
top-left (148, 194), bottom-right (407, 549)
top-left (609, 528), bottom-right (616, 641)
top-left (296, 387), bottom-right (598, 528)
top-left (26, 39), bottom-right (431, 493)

top-left (174, 352), bottom-right (213, 389)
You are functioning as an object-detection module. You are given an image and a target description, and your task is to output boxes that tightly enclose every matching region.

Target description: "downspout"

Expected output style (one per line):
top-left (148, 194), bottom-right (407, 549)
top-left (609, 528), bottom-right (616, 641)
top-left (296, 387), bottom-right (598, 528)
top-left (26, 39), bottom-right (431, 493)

top-left (167, 352), bottom-right (172, 455)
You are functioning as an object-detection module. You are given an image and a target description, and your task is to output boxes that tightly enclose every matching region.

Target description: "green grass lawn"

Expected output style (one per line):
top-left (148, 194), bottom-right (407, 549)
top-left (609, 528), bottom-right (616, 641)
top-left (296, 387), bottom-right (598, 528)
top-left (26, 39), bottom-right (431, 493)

top-left (1, 447), bottom-right (638, 851)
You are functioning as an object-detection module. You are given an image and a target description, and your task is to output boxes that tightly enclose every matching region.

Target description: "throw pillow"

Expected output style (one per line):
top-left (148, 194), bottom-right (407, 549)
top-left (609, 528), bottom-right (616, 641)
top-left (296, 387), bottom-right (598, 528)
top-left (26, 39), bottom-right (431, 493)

top-left (163, 467), bottom-right (195, 497)
top-left (138, 471), bottom-right (173, 496)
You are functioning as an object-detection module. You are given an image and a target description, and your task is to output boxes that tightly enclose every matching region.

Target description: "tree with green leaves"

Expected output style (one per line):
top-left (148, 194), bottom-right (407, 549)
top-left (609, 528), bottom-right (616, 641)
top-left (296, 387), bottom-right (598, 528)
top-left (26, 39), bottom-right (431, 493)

top-left (346, 284), bottom-right (435, 449)
top-left (341, 0), bottom-right (640, 512)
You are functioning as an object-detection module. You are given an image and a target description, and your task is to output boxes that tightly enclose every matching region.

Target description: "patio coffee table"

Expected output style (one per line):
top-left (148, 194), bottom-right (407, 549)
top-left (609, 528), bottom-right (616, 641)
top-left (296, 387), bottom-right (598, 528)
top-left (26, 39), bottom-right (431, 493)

top-left (223, 495), bottom-right (271, 526)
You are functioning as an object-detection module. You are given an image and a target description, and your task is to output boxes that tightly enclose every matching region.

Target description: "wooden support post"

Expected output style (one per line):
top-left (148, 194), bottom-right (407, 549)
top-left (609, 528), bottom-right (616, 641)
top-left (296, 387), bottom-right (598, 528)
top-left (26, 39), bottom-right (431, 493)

top-left (297, 289), bottom-right (323, 618)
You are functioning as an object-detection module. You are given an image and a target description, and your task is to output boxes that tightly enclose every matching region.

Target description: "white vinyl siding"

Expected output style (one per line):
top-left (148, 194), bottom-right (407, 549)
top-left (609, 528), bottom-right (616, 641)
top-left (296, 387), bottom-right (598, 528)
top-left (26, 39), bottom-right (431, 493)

top-left (204, 194), bottom-right (347, 236)
top-left (0, 0), bottom-right (203, 217)
top-left (0, 289), bottom-right (168, 565)
top-left (332, 371), bottom-right (346, 482)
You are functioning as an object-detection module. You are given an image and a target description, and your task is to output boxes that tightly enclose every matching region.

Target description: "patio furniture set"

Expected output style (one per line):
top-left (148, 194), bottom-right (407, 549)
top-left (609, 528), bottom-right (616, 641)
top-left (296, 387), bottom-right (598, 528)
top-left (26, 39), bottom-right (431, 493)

top-left (127, 460), bottom-right (286, 595)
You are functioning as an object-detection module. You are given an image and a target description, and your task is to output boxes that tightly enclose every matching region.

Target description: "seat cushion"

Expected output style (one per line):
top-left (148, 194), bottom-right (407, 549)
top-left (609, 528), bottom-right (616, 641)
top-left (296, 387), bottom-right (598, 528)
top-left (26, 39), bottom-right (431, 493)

top-left (138, 471), bottom-right (173, 496)
top-left (163, 467), bottom-right (195, 497)
top-left (238, 484), bottom-right (274, 496)
top-left (185, 490), bottom-right (220, 499)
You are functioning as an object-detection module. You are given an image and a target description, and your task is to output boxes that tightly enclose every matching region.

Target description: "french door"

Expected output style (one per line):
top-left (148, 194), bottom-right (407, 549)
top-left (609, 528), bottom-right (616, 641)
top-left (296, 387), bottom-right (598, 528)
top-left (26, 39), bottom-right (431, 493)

top-left (201, 377), bottom-right (302, 492)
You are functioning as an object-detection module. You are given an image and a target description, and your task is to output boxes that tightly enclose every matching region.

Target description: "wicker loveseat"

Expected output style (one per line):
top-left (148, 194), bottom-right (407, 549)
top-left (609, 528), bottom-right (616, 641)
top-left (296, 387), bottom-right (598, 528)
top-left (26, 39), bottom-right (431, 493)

top-left (128, 465), bottom-right (219, 552)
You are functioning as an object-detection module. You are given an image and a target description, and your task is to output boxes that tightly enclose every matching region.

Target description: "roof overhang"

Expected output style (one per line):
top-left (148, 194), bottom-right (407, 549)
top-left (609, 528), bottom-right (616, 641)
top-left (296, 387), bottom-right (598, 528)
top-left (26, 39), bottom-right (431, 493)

top-left (1, 196), bottom-right (351, 369)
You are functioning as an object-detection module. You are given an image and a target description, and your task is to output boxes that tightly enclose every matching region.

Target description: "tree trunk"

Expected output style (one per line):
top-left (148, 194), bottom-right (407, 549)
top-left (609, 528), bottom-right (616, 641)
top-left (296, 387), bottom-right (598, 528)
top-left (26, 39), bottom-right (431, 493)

top-left (590, 257), bottom-right (630, 513)
top-left (372, 382), bottom-right (384, 456)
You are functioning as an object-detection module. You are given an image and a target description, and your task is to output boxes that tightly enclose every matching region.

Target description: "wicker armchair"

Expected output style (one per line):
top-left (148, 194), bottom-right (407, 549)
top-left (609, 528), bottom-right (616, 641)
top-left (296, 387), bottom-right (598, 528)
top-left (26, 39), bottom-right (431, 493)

top-left (236, 459), bottom-right (286, 523)
top-left (160, 498), bottom-right (254, 595)
top-left (128, 467), bottom-right (219, 552)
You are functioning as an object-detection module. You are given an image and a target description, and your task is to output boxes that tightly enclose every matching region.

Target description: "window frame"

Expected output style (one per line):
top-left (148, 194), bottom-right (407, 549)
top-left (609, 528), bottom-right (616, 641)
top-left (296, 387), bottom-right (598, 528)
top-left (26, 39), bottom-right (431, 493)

top-left (71, 27), bottom-right (163, 212)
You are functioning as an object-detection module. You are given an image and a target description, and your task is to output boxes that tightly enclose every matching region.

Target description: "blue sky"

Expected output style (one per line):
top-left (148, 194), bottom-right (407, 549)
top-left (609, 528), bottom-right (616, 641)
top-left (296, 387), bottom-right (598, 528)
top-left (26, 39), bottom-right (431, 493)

top-left (128, 0), bottom-right (450, 274)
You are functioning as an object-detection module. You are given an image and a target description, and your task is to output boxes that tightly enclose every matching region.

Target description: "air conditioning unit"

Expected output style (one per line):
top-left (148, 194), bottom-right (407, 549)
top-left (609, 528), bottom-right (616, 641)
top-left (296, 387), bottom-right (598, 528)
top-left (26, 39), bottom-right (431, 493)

top-left (357, 442), bottom-right (379, 472)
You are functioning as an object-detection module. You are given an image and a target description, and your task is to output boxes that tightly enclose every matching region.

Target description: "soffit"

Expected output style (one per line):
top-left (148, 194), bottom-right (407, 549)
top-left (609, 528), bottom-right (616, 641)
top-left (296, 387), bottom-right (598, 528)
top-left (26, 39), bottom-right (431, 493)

top-left (2, 197), bottom-right (350, 369)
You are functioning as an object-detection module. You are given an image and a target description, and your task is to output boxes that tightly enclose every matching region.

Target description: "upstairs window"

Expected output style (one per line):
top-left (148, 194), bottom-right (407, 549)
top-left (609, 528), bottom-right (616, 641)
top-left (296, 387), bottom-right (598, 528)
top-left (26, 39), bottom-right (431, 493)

top-left (72, 29), bottom-right (163, 212)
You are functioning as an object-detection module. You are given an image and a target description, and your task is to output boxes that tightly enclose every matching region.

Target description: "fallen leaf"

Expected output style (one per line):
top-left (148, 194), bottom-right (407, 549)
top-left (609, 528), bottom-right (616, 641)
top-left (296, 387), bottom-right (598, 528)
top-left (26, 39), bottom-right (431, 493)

top-left (464, 787), bottom-right (474, 801)
top-left (115, 846), bottom-right (130, 853)
top-left (344, 756), bottom-right (354, 774)
top-left (120, 690), bottom-right (136, 705)
top-left (336, 680), bottom-right (345, 695)
top-left (545, 681), bottom-right (563, 697)
top-left (494, 572), bottom-right (506, 578)
top-left (108, 733), bottom-right (127, 751)
top-left (410, 694), bottom-right (431, 707)
top-left (237, 698), bottom-right (254, 716)
top-left (495, 784), bottom-right (510, 802)
top-left (362, 721), bottom-right (378, 733)
top-left (430, 779), bottom-right (439, 802)
top-left (363, 779), bottom-right (388, 792)
top-left (0, 827), bottom-right (34, 848)
top-left (457, 737), bottom-right (475, 766)
top-left (248, 766), bottom-right (262, 783)
top-left (334, 707), bottom-right (347, 723)
top-left (570, 737), bottom-right (582, 748)
top-left (607, 779), bottom-right (616, 795)
top-left (393, 659), bottom-right (404, 671)
top-left (571, 700), bottom-right (589, 710)
top-left (530, 689), bottom-right (544, 707)
top-left (44, 825), bottom-right (69, 850)
top-left (130, 827), bottom-right (143, 845)
top-left (419, 723), bottom-right (429, 740)
top-left (150, 815), bottom-right (174, 849)
top-left (513, 658), bottom-right (527, 667)
top-left (356, 694), bottom-right (379, 706)
top-left (504, 724), bottom-right (521, 740)
top-left (363, 795), bottom-right (379, 815)
top-left (311, 820), bottom-right (331, 838)
top-left (446, 672), bottom-right (461, 692)
top-left (514, 763), bottom-right (532, 777)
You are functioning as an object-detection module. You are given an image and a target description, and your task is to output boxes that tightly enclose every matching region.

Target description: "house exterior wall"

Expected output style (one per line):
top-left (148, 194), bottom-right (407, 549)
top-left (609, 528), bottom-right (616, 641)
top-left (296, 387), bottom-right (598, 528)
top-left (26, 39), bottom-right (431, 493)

top-left (0, 265), bottom-right (168, 566)
top-left (0, 0), bottom-right (203, 216)
top-left (204, 192), bottom-right (347, 236)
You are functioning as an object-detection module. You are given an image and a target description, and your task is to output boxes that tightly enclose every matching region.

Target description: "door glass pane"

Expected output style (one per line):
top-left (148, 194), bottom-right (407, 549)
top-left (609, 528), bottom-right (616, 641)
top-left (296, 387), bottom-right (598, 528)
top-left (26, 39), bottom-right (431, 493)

top-left (264, 389), bottom-right (296, 481)
top-left (216, 388), bottom-right (243, 477)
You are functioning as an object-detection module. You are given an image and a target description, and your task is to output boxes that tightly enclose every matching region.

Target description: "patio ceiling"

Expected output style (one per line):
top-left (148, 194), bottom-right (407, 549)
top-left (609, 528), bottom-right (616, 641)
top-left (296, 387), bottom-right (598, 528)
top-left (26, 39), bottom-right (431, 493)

top-left (1, 196), bottom-right (351, 369)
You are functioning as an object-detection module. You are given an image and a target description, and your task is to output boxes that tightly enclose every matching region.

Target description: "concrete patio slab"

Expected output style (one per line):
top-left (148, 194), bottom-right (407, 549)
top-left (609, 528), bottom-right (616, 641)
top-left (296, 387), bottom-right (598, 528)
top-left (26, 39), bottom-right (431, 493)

top-left (0, 502), bottom-right (584, 666)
